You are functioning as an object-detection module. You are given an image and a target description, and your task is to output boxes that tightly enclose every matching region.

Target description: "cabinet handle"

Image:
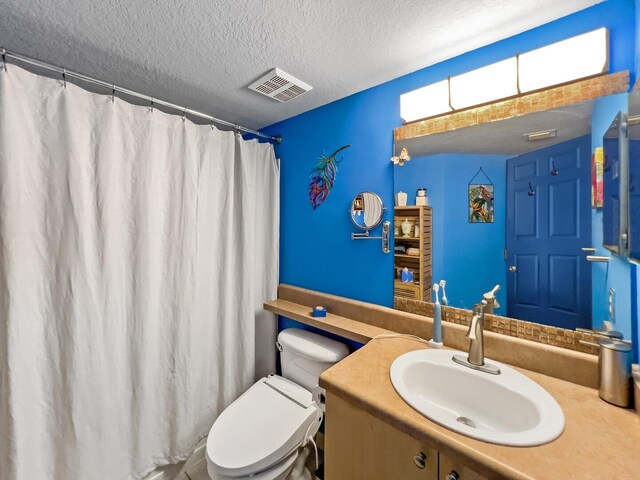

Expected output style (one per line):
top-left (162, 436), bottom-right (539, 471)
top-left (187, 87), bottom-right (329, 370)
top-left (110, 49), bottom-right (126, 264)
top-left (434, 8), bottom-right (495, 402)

top-left (446, 471), bottom-right (460, 480)
top-left (413, 452), bottom-right (427, 469)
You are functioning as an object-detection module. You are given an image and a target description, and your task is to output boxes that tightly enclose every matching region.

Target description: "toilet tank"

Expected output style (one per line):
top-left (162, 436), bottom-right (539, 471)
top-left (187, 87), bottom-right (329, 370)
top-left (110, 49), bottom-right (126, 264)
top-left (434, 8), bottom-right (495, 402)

top-left (277, 328), bottom-right (349, 392)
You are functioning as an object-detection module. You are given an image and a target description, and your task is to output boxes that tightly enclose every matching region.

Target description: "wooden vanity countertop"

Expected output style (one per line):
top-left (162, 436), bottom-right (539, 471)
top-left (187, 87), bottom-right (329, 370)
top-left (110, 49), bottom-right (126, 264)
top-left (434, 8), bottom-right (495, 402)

top-left (319, 337), bottom-right (640, 480)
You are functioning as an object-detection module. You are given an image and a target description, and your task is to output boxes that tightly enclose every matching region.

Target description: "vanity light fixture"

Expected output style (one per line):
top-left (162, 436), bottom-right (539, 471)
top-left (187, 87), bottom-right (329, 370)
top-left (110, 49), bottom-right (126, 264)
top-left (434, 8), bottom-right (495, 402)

top-left (523, 129), bottom-right (557, 141)
top-left (399, 28), bottom-right (608, 124)
top-left (449, 58), bottom-right (518, 110)
top-left (400, 79), bottom-right (451, 123)
top-left (518, 28), bottom-right (608, 93)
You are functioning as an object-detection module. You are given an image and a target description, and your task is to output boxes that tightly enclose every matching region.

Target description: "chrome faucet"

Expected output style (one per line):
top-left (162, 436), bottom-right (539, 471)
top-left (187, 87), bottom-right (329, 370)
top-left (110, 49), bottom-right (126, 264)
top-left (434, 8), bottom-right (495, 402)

top-left (452, 300), bottom-right (501, 375)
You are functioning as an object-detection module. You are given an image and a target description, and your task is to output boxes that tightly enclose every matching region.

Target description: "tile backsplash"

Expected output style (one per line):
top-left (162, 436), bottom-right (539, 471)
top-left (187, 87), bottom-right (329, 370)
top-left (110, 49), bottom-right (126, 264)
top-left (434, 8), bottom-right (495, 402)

top-left (394, 297), bottom-right (599, 355)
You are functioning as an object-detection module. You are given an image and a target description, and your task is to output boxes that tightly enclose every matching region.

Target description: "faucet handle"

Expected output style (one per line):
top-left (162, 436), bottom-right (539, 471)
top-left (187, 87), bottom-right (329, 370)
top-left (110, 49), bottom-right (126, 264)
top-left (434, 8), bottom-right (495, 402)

top-left (466, 301), bottom-right (487, 340)
top-left (467, 314), bottom-right (479, 340)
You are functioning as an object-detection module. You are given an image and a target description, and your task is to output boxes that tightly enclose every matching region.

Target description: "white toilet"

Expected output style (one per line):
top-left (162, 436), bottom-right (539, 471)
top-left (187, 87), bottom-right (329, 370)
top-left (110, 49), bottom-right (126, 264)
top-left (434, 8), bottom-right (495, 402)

top-left (206, 328), bottom-right (349, 480)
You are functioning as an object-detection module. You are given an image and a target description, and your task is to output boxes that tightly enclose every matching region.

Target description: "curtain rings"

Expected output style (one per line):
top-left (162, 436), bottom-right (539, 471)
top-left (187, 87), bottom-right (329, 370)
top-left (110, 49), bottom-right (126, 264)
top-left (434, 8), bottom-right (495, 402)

top-left (150, 98), bottom-right (154, 113)
top-left (182, 109), bottom-right (187, 121)
top-left (111, 84), bottom-right (116, 103)
top-left (1, 48), bottom-right (7, 72)
top-left (62, 68), bottom-right (67, 88)
top-left (210, 118), bottom-right (215, 130)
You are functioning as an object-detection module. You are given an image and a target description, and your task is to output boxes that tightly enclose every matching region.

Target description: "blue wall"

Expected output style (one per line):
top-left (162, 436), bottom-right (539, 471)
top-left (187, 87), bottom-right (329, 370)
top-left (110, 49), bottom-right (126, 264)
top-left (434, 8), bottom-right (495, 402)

top-left (263, 0), bottom-right (638, 341)
top-left (262, 86), bottom-right (398, 307)
top-left (395, 154), bottom-right (509, 310)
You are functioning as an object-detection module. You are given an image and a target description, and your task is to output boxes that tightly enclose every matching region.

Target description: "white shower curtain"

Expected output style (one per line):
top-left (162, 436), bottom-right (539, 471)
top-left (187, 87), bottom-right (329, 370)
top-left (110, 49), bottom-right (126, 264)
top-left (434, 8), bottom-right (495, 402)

top-left (0, 65), bottom-right (279, 480)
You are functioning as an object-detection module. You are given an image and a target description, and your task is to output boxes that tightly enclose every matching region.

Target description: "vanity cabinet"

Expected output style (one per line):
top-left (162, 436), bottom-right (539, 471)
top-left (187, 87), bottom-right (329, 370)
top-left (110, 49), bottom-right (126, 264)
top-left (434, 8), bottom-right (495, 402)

top-left (439, 454), bottom-right (491, 480)
top-left (394, 206), bottom-right (432, 301)
top-left (324, 391), bottom-right (438, 480)
top-left (324, 392), bottom-right (492, 480)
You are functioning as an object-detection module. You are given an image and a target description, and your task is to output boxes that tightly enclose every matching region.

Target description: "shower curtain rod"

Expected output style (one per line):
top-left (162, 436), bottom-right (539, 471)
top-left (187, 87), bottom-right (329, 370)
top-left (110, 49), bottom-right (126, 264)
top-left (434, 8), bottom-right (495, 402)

top-left (0, 47), bottom-right (282, 144)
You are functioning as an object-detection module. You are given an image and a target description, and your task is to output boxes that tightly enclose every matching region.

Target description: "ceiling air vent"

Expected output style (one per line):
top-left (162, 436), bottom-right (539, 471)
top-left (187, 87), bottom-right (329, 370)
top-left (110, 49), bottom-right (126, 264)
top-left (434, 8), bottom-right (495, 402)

top-left (248, 68), bottom-right (312, 103)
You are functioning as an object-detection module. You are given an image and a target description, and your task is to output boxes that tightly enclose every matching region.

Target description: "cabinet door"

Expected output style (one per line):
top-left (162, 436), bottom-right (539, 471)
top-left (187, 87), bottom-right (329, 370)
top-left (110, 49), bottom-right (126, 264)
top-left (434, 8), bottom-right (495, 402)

top-left (439, 453), bottom-right (494, 480)
top-left (324, 392), bottom-right (437, 480)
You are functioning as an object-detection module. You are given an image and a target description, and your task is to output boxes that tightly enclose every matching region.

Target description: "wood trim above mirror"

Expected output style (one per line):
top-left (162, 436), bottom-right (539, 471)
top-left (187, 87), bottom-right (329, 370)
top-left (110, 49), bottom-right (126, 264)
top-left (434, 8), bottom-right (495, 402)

top-left (395, 71), bottom-right (629, 142)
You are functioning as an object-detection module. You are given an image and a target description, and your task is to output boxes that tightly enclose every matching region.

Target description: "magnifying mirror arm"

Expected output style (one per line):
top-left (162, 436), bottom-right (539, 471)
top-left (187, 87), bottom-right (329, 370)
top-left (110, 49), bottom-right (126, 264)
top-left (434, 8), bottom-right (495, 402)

top-left (351, 230), bottom-right (374, 238)
top-left (351, 221), bottom-right (391, 253)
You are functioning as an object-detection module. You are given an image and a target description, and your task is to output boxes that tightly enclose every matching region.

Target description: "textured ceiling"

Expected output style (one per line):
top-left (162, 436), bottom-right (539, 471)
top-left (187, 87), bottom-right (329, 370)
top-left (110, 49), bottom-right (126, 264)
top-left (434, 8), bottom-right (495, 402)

top-left (0, 0), bottom-right (602, 130)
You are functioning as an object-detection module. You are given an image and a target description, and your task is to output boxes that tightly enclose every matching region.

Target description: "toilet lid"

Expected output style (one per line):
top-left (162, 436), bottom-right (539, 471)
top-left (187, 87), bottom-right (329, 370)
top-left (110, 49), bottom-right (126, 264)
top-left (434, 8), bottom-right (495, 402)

top-left (207, 376), bottom-right (319, 478)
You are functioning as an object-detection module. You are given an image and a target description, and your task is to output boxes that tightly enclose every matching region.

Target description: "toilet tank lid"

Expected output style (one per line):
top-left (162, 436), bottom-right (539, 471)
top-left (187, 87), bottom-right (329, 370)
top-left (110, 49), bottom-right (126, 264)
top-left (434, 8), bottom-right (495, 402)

top-left (278, 328), bottom-right (349, 363)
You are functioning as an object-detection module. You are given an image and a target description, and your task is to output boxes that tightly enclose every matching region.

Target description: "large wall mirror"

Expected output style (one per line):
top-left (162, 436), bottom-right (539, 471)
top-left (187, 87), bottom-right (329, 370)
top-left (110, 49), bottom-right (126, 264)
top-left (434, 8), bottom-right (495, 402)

top-left (393, 77), bottom-right (633, 338)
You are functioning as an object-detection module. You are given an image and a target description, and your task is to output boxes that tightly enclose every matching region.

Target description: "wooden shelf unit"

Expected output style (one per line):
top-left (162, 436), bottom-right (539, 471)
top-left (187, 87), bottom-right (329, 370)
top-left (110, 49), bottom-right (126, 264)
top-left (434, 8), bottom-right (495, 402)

top-left (394, 206), bottom-right (432, 301)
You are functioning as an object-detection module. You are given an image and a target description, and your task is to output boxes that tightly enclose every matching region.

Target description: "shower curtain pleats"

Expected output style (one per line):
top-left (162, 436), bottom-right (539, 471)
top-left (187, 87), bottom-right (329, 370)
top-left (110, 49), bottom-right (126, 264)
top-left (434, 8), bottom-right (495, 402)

top-left (0, 65), bottom-right (278, 480)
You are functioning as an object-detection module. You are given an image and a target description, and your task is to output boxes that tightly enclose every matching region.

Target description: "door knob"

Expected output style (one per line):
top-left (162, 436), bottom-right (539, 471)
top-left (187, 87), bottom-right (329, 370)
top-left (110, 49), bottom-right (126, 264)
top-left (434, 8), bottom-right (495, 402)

top-left (509, 265), bottom-right (517, 272)
top-left (446, 472), bottom-right (460, 480)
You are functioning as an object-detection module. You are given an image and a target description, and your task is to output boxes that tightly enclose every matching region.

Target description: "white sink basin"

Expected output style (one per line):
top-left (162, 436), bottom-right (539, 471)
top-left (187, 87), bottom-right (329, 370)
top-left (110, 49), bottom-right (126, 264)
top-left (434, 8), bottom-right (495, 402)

top-left (390, 349), bottom-right (564, 446)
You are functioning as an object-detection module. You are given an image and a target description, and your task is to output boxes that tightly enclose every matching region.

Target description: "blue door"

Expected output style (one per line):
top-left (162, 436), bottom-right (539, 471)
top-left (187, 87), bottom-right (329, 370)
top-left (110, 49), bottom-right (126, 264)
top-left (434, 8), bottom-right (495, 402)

top-left (506, 136), bottom-right (592, 329)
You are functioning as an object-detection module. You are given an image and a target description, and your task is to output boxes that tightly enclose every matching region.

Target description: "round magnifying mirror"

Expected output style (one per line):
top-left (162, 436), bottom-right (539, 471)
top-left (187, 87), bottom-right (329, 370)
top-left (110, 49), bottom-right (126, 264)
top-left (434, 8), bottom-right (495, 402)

top-left (350, 192), bottom-right (384, 231)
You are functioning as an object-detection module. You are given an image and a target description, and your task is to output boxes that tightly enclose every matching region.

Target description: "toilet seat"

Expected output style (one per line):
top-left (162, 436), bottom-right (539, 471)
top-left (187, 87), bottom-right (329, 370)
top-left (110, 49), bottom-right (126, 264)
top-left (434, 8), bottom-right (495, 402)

top-left (206, 376), bottom-right (322, 479)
